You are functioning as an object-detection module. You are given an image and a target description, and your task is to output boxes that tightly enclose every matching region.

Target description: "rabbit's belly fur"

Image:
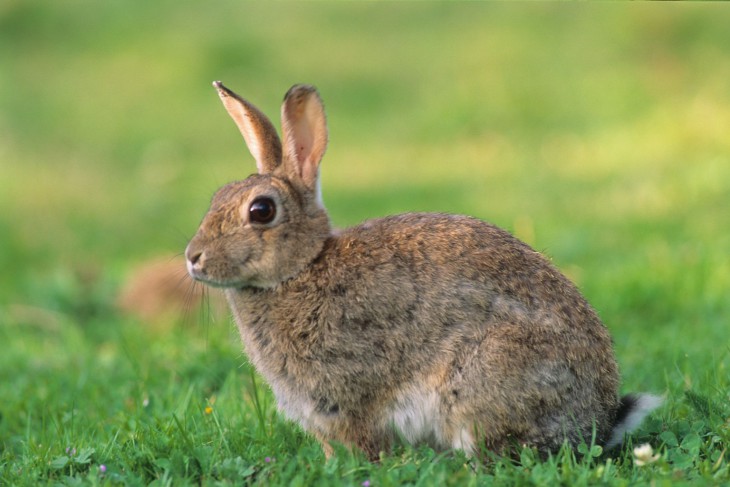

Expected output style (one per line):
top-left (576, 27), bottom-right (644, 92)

top-left (262, 362), bottom-right (473, 453)
top-left (273, 380), bottom-right (464, 451)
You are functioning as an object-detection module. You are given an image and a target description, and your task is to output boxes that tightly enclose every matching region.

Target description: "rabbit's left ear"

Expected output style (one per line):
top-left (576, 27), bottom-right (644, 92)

top-left (280, 85), bottom-right (328, 191)
top-left (213, 81), bottom-right (283, 175)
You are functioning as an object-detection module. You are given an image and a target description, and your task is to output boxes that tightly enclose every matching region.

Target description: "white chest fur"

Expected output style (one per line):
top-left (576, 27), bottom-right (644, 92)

top-left (387, 386), bottom-right (441, 445)
top-left (385, 384), bottom-right (475, 454)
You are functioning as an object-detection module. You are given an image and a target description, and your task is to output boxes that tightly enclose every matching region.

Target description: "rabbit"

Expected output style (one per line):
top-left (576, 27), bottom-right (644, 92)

top-left (185, 81), bottom-right (661, 461)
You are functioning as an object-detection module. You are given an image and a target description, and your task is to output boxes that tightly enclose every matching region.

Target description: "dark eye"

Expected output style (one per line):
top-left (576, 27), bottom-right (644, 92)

top-left (249, 197), bottom-right (277, 224)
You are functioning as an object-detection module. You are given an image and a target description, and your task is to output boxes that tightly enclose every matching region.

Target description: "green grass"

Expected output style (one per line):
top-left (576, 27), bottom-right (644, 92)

top-left (2, 2), bottom-right (729, 485)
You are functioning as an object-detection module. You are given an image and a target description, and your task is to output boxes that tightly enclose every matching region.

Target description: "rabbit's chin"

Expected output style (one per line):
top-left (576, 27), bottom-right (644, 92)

top-left (186, 258), bottom-right (247, 289)
top-left (190, 272), bottom-right (280, 291)
top-left (186, 267), bottom-right (248, 289)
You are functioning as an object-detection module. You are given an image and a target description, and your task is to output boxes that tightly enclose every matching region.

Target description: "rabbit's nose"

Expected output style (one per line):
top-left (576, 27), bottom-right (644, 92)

top-left (185, 244), bottom-right (206, 277)
top-left (188, 249), bottom-right (203, 266)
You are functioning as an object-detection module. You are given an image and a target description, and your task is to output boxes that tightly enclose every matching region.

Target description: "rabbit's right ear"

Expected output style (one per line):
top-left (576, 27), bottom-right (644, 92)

top-left (280, 84), bottom-right (328, 192)
top-left (213, 81), bottom-right (283, 175)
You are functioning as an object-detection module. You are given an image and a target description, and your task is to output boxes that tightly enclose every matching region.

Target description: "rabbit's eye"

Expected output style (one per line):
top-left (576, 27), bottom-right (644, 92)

top-left (249, 197), bottom-right (277, 224)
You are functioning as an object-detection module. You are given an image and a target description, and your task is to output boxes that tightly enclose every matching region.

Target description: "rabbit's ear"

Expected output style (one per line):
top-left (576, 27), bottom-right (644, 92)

top-left (213, 81), bottom-right (283, 174)
top-left (281, 85), bottom-right (328, 191)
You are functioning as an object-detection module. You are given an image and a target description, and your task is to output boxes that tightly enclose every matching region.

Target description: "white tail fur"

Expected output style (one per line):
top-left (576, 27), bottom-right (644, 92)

top-left (605, 394), bottom-right (663, 449)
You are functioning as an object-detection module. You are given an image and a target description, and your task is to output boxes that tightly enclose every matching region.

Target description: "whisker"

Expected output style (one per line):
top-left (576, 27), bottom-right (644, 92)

top-left (147, 257), bottom-right (200, 329)
top-left (200, 285), bottom-right (212, 348)
top-left (178, 273), bottom-right (201, 329)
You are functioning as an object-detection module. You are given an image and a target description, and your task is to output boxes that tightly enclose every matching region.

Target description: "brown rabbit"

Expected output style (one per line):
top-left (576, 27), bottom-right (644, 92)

top-left (186, 82), bottom-right (660, 460)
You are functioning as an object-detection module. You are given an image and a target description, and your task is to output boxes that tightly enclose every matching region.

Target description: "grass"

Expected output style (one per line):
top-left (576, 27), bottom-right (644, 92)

top-left (1, 2), bottom-right (729, 485)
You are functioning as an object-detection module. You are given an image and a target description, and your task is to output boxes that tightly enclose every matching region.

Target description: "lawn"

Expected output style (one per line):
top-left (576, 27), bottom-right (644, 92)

top-left (1, 2), bottom-right (729, 485)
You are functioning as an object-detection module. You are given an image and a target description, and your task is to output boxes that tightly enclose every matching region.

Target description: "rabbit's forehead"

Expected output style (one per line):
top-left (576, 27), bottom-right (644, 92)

top-left (211, 175), bottom-right (276, 207)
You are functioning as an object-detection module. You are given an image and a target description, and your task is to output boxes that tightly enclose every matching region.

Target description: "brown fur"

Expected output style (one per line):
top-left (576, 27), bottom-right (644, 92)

top-left (186, 82), bottom-right (654, 461)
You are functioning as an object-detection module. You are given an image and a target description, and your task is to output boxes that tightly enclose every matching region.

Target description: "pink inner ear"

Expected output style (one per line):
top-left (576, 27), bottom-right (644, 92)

top-left (281, 85), bottom-right (327, 186)
top-left (292, 119), bottom-right (313, 166)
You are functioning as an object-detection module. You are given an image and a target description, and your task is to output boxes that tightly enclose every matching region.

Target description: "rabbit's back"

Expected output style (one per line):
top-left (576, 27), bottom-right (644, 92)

top-left (228, 213), bottom-right (620, 455)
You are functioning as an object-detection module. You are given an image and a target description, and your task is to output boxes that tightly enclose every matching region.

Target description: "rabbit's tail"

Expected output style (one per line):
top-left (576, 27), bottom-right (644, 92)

top-left (605, 393), bottom-right (663, 449)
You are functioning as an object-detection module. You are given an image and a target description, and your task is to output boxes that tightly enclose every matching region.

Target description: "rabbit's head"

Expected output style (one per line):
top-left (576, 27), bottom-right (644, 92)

top-left (186, 83), bottom-right (330, 289)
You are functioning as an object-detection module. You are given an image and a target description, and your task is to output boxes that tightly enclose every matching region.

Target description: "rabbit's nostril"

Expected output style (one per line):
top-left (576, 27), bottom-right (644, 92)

top-left (187, 249), bottom-right (203, 266)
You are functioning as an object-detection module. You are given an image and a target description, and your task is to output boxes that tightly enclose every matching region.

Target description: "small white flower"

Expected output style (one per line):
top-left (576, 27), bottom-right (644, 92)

top-left (633, 443), bottom-right (660, 466)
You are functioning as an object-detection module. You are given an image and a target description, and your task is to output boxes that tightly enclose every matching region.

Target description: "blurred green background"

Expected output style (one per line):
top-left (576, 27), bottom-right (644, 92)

top-left (1, 0), bottom-right (729, 434)
top-left (2, 2), bottom-right (730, 483)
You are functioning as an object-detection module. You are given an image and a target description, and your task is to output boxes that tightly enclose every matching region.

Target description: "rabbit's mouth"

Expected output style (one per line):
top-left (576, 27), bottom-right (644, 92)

top-left (186, 250), bottom-right (253, 289)
top-left (187, 257), bottom-right (282, 290)
top-left (190, 273), bottom-right (249, 289)
top-left (189, 270), bottom-right (255, 290)
top-left (190, 272), bottom-right (254, 290)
